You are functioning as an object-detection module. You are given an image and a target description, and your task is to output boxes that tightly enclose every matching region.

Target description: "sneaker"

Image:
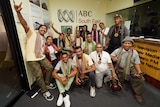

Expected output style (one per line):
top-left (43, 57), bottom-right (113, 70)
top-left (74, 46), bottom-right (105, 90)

top-left (46, 83), bottom-right (56, 90)
top-left (43, 91), bottom-right (54, 101)
top-left (63, 94), bottom-right (71, 107)
top-left (57, 94), bottom-right (64, 106)
top-left (90, 86), bottom-right (96, 97)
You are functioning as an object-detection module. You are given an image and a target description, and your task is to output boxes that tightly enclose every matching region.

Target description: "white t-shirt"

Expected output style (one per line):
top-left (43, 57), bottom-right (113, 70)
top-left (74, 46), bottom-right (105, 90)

top-left (90, 51), bottom-right (112, 73)
top-left (47, 45), bottom-right (57, 61)
top-left (99, 27), bottom-right (109, 46)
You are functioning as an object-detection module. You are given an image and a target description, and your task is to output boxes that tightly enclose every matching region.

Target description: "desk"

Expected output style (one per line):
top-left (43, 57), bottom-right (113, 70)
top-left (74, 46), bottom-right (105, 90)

top-left (133, 38), bottom-right (160, 89)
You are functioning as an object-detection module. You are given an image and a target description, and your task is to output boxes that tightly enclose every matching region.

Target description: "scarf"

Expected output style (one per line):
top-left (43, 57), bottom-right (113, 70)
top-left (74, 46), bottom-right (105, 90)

top-left (82, 31), bottom-right (87, 41)
top-left (35, 33), bottom-right (45, 58)
top-left (85, 41), bottom-right (95, 55)
top-left (115, 47), bottom-right (133, 80)
top-left (75, 37), bottom-right (82, 47)
top-left (45, 43), bottom-right (59, 62)
top-left (92, 30), bottom-right (100, 43)
top-left (76, 54), bottom-right (87, 73)
top-left (66, 35), bottom-right (72, 45)
top-left (61, 60), bottom-right (71, 76)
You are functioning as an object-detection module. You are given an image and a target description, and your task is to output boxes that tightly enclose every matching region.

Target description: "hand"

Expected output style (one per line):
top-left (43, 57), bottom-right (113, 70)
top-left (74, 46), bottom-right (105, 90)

top-left (112, 56), bottom-right (118, 62)
top-left (61, 77), bottom-right (67, 85)
top-left (49, 21), bottom-right (53, 27)
top-left (76, 77), bottom-right (81, 85)
top-left (45, 48), bottom-right (50, 54)
top-left (58, 47), bottom-right (62, 51)
top-left (83, 48), bottom-right (88, 53)
top-left (13, 0), bottom-right (22, 13)
top-left (134, 73), bottom-right (142, 79)
top-left (112, 73), bottom-right (118, 80)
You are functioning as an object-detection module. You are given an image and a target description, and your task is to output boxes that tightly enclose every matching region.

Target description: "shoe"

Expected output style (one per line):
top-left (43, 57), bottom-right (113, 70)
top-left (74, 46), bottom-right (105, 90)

top-left (63, 94), bottom-right (71, 107)
top-left (43, 91), bottom-right (54, 101)
top-left (57, 94), bottom-right (64, 106)
top-left (90, 86), bottom-right (96, 97)
top-left (134, 94), bottom-right (143, 104)
top-left (46, 83), bottom-right (56, 90)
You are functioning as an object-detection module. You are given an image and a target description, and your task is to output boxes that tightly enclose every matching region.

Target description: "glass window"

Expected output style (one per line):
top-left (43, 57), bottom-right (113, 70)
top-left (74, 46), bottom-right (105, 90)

top-left (0, 10), bottom-right (22, 107)
top-left (106, 0), bottom-right (160, 39)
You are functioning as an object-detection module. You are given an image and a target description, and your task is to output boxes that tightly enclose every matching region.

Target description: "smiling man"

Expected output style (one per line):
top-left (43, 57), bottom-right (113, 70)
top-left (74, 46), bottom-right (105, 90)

top-left (111, 36), bottom-right (145, 104)
top-left (14, 1), bottom-right (54, 101)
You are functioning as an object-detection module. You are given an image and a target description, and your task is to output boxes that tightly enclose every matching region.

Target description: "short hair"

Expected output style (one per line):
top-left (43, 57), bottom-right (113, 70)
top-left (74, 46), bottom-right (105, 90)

top-left (37, 24), bottom-right (48, 30)
top-left (75, 46), bottom-right (82, 50)
top-left (99, 22), bottom-right (104, 25)
top-left (46, 35), bottom-right (53, 40)
top-left (87, 32), bottom-right (92, 37)
top-left (67, 28), bottom-right (71, 31)
top-left (96, 43), bottom-right (102, 47)
top-left (61, 51), bottom-right (68, 56)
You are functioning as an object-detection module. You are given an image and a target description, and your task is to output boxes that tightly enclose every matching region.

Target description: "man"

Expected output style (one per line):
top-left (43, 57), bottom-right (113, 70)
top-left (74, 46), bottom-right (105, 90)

top-left (81, 33), bottom-right (96, 55)
top-left (99, 22), bottom-right (109, 49)
top-left (14, 2), bottom-right (54, 101)
top-left (64, 28), bottom-right (73, 51)
top-left (111, 36), bottom-right (145, 104)
top-left (73, 30), bottom-right (83, 48)
top-left (52, 52), bottom-right (77, 107)
top-left (106, 14), bottom-right (129, 54)
top-left (50, 22), bottom-right (65, 50)
top-left (73, 46), bottom-right (96, 97)
top-left (90, 43), bottom-right (117, 88)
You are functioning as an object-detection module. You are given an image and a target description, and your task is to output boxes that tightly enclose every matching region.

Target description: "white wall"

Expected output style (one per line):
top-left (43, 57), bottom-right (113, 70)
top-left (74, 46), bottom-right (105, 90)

top-left (48, 0), bottom-right (107, 38)
top-left (105, 0), bottom-right (152, 13)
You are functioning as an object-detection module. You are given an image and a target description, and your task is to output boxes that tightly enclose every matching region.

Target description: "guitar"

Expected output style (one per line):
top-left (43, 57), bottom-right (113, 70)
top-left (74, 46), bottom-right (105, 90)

top-left (110, 70), bottom-right (122, 91)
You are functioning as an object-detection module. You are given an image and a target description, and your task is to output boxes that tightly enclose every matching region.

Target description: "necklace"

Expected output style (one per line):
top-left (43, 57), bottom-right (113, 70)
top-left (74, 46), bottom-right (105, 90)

top-left (97, 52), bottom-right (102, 64)
top-left (114, 25), bottom-right (120, 37)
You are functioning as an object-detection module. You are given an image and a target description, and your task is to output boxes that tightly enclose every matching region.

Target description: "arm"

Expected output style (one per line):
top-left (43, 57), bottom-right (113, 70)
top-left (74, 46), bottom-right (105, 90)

top-left (134, 64), bottom-right (143, 74)
top-left (50, 22), bottom-right (61, 35)
top-left (134, 64), bottom-right (143, 78)
top-left (52, 69), bottom-right (62, 82)
top-left (108, 63), bottom-right (117, 79)
top-left (105, 36), bottom-right (110, 48)
top-left (67, 66), bottom-right (78, 78)
top-left (83, 64), bottom-right (95, 74)
top-left (13, 1), bottom-right (29, 33)
top-left (111, 56), bottom-right (118, 62)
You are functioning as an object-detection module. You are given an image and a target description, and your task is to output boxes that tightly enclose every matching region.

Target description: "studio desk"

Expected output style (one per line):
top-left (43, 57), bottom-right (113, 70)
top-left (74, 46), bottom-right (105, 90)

top-left (133, 38), bottom-right (160, 89)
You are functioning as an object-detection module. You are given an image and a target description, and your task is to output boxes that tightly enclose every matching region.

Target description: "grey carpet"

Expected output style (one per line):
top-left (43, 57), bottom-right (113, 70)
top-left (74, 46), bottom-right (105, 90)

top-left (13, 82), bottom-right (160, 107)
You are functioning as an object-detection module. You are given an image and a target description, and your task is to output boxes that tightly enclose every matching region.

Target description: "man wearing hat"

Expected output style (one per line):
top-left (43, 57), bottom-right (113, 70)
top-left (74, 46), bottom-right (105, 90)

top-left (111, 36), bottom-right (145, 104)
top-left (106, 14), bottom-right (129, 54)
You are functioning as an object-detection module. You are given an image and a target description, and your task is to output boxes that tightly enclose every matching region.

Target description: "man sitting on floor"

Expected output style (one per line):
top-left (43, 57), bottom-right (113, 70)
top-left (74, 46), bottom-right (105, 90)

top-left (52, 52), bottom-right (77, 107)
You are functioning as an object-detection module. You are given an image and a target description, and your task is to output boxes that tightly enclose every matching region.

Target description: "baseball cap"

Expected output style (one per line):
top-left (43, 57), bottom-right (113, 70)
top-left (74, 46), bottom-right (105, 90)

top-left (122, 36), bottom-right (134, 44)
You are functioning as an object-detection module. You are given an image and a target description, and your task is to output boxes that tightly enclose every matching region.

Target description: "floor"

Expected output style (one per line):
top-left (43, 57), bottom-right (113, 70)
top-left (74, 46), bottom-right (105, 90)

top-left (13, 82), bottom-right (160, 107)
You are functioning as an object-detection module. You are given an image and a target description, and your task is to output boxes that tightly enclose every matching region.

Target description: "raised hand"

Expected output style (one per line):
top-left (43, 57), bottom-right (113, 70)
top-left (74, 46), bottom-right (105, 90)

top-left (13, 0), bottom-right (22, 13)
top-left (49, 21), bottom-right (53, 27)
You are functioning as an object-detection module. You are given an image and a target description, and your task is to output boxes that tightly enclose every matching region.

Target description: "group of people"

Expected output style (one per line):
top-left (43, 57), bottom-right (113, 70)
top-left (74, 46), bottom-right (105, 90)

top-left (14, 1), bottom-right (145, 107)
